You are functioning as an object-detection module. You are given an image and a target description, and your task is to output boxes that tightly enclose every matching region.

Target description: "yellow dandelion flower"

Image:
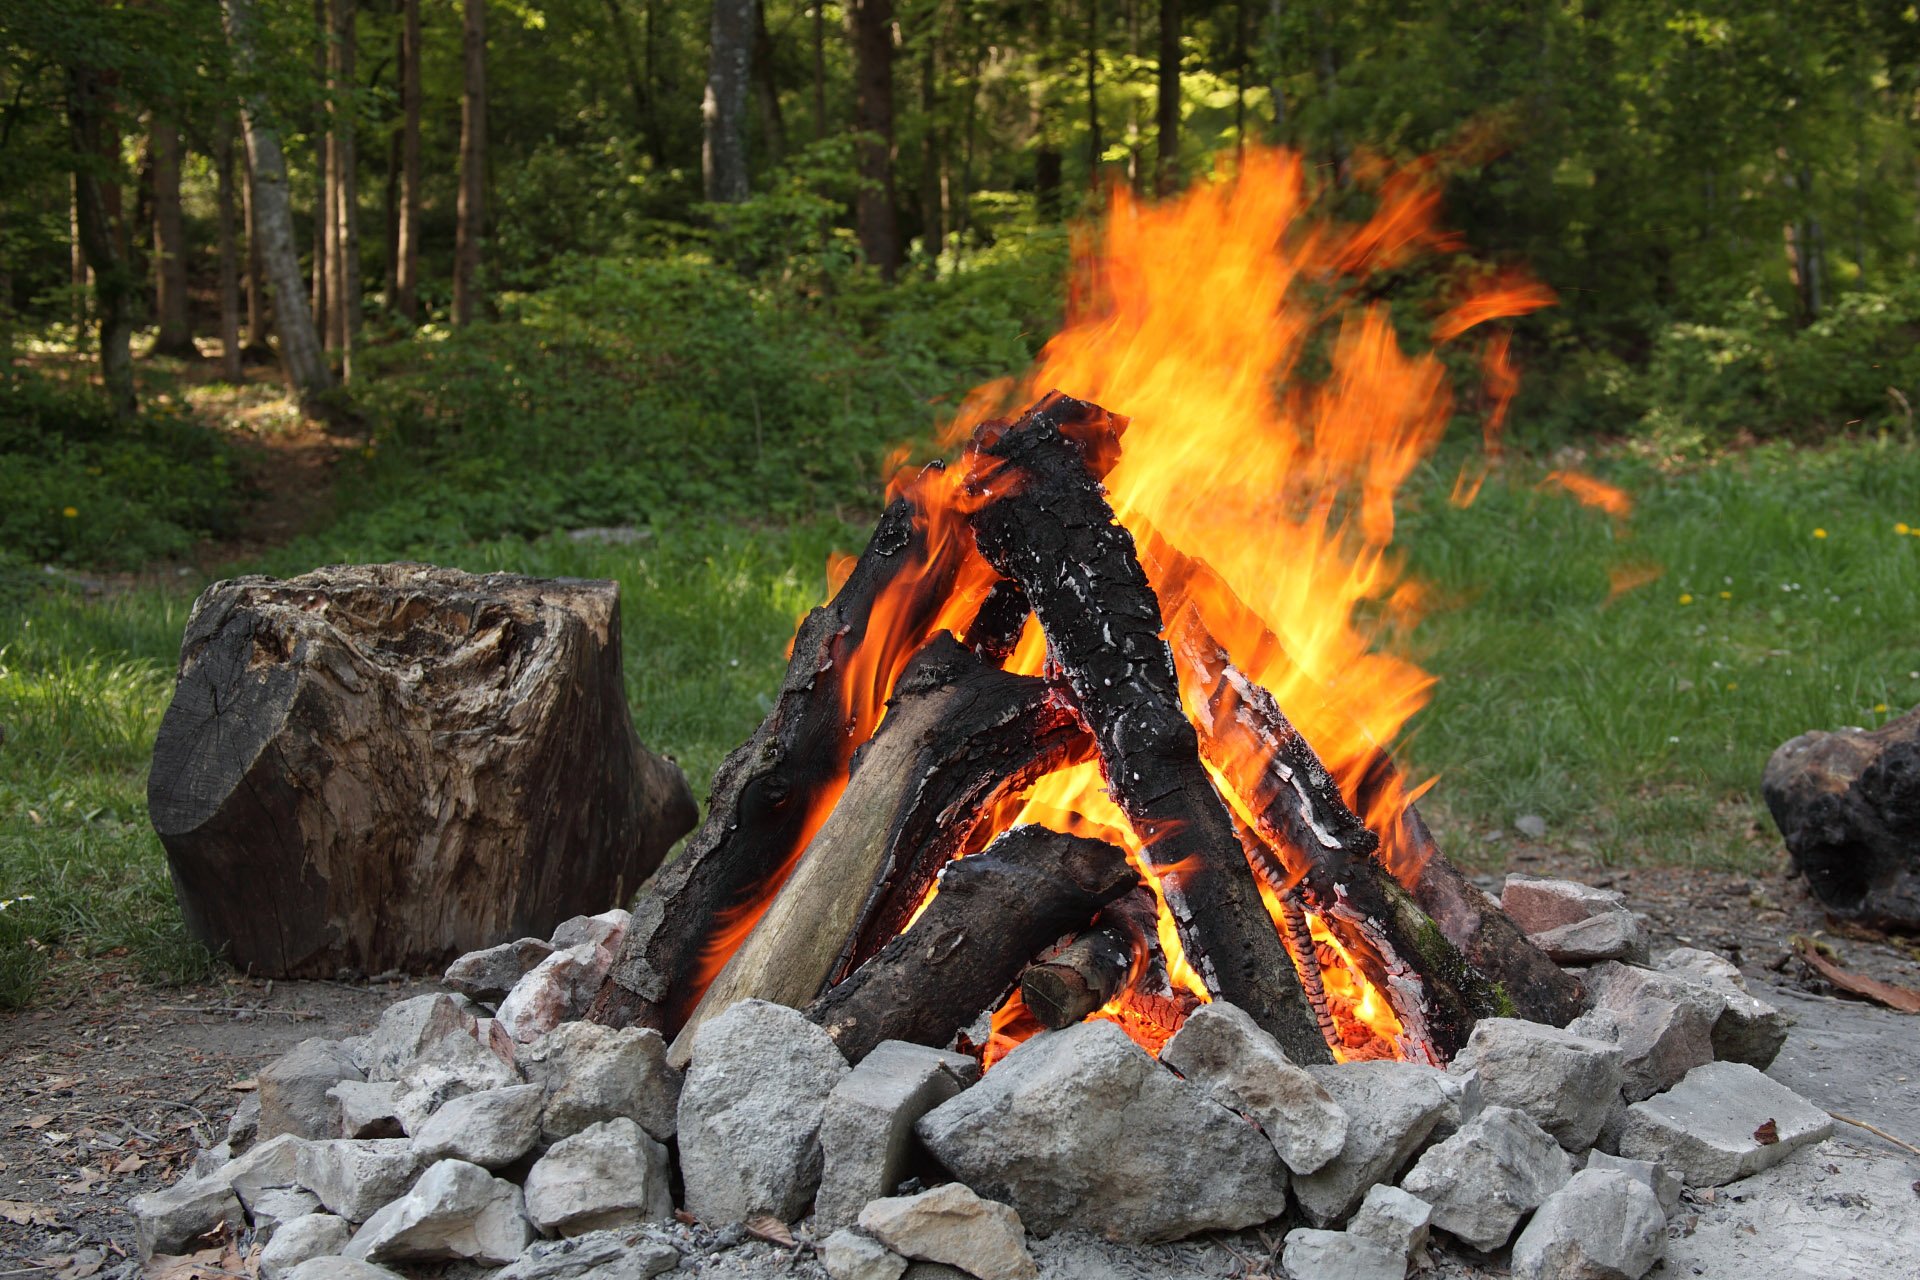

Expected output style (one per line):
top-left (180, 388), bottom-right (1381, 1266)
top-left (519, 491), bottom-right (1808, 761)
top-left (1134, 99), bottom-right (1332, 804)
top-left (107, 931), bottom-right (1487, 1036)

top-left (61, 506), bottom-right (78, 518)
top-left (1813, 528), bottom-right (1828, 539)
top-left (1899, 523), bottom-right (1912, 535)
top-left (1718, 591), bottom-right (1732, 600)
top-left (1678, 594), bottom-right (1694, 606)
top-left (1875, 703), bottom-right (1890, 713)
top-left (1726, 682), bottom-right (1739, 691)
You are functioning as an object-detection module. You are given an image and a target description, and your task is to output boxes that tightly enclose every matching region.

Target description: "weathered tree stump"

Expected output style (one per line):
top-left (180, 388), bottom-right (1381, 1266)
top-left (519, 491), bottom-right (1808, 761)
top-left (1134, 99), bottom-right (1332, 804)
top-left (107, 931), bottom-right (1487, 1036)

top-left (147, 564), bottom-right (697, 978)
top-left (1765, 704), bottom-right (1920, 931)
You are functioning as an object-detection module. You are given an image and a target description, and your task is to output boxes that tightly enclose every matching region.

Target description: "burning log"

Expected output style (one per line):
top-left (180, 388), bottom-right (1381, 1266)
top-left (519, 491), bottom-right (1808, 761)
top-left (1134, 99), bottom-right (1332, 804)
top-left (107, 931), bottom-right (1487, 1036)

top-left (667, 635), bottom-right (1089, 1063)
top-left (806, 825), bottom-right (1140, 1061)
top-left (1021, 927), bottom-right (1132, 1031)
top-left (966, 394), bottom-right (1334, 1065)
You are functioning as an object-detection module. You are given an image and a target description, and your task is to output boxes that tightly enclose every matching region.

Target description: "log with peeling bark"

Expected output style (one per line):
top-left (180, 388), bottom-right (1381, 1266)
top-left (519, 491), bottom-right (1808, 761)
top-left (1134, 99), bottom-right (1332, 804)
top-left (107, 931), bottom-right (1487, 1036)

top-left (965, 392), bottom-right (1334, 1064)
top-left (806, 825), bottom-right (1139, 1061)
top-left (147, 564), bottom-right (696, 978)
top-left (591, 486), bottom-right (975, 1032)
top-left (666, 634), bottom-right (1090, 1065)
top-left (1021, 925), bottom-right (1132, 1030)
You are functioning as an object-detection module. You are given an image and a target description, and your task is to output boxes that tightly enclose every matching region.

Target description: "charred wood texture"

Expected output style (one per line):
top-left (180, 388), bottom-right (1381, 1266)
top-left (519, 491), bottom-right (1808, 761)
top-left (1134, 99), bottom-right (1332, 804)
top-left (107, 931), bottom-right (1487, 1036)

top-left (1021, 925), bottom-right (1132, 1030)
top-left (1764, 703), bottom-right (1920, 931)
top-left (966, 393), bottom-right (1333, 1064)
top-left (807, 825), bottom-right (1139, 1061)
top-left (668, 634), bottom-right (1089, 1062)
top-left (962, 577), bottom-right (1031, 666)
top-left (147, 565), bottom-right (695, 978)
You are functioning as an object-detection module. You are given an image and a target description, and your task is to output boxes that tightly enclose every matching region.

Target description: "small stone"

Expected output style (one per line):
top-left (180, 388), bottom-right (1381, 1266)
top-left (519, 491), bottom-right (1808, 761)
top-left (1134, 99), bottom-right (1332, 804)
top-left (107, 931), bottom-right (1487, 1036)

top-left (1530, 913), bottom-right (1650, 965)
top-left (1280, 1228), bottom-right (1406, 1280)
top-left (260, 1038), bottom-right (365, 1140)
top-left (1614, 1061), bottom-right (1834, 1186)
top-left (390, 1026), bottom-right (522, 1134)
top-left (1291, 1061), bottom-right (1452, 1227)
top-left (823, 1228), bottom-right (909, 1280)
top-left (859, 1183), bottom-right (1038, 1280)
top-left (1583, 1151), bottom-right (1683, 1215)
top-left (259, 1213), bottom-right (351, 1280)
top-left (1510, 1169), bottom-right (1665, 1280)
top-left (131, 1176), bottom-right (245, 1259)
top-left (284, 1260), bottom-right (406, 1280)
top-left (550, 908), bottom-right (630, 952)
top-left (227, 1093), bottom-right (261, 1152)
top-left (817, 1040), bottom-right (976, 1231)
top-left (496, 1230), bottom-right (682, 1279)
top-left (1656, 947), bottom-right (1743, 989)
top-left (1651, 949), bottom-right (1791, 1068)
top-left (1572, 963), bottom-right (1720, 1103)
top-left (294, 1139), bottom-right (427, 1223)
top-left (1400, 1105), bottom-right (1571, 1251)
top-left (364, 994), bottom-right (479, 1082)
top-left (1451, 1018), bottom-right (1626, 1150)
top-left (916, 1021), bottom-right (1288, 1243)
top-left (1347, 1184), bottom-right (1432, 1264)
top-left (413, 1083), bottom-right (545, 1168)
top-left (1502, 876), bottom-right (1626, 935)
top-left (220, 1133), bottom-right (311, 1208)
top-left (677, 999), bottom-right (850, 1225)
top-left (520, 1020), bottom-right (681, 1143)
top-left (498, 942), bottom-right (616, 1043)
top-left (445, 937), bottom-right (556, 1002)
top-left (1159, 1001), bottom-right (1349, 1175)
top-left (191, 1142), bottom-right (233, 1181)
top-left (346, 1158), bottom-right (532, 1265)
top-left (330, 1081), bottom-right (405, 1139)
top-left (248, 1187), bottom-right (323, 1240)
top-left (1515, 814), bottom-right (1550, 839)
top-left (523, 1117), bottom-right (674, 1236)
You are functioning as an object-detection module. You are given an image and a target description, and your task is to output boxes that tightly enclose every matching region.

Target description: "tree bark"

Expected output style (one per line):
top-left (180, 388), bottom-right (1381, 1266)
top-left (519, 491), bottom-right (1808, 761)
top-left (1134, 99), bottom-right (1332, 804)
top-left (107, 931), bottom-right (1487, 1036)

top-left (807, 827), bottom-right (1140, 1062)
top-left (150, 119), bottom-right (198, 358)
top-left (215, 119), bottom-right (244, 381)
top-left (395, 0), bottom-right (422, 321)
top-left (919, 26), bottom-right (942, 263)
top-left (453, 0), bottom-right (487, 325)
top-left (241, 144), bottom-right (271, 354)
top-left (330, 0), bottom-right (361, 379)
top-left (1155, 0), bottom-right (1180, 194)
top-left (812, 0), bottom-right (828, 141)
top-left (1022, 924), bottom-right (1131, 1030)
top-left (224, 0), bottom-right (334, 409)
top-left (849, 0), bottom-right (898, 277)
top-left (317, 0), bottom-right (335, 350)
top-left (65, 66), bottom-right (137, 418)
top-left (751, 0), bottom-right (786, 164)
top-left (1086, 0), bottom-right (1101, 177)
top-left (702, 0), bottom-right (754, 203)
top-left (602, 0), bottom-right (654, 150)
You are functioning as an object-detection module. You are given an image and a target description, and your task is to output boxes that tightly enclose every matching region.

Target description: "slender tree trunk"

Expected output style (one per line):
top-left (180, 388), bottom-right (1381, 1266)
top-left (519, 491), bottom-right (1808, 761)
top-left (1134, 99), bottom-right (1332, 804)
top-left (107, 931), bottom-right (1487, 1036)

top-left (850, 0), bottom-right (898, 276)
top-left (813, 0), bottom-right (828, 141)
top-left (241, 144), bottom-right (271, 351)
top-left (752, 0), bottom-right (787, 164)
top-left (1125, 0), bottom-right (1141, 189)
top-left (703, 0), bottom-right (754, 202)
top-left (66, 66), bottom-right (138, 417)
top-left (395, 0), bottom-right (422, 321)
top-left (151, 119), bottom-right (198, 358)
top-left (956, 40), bottom-right (979, 261)
top-left (215, 119), bottom-right (244, 381)
top-left (603, 0), bottom-right (652, 142)
top-left (643, 0), bottom-right (665, 166)
top-left (453, 0), bottom-right (487, 325)
top-left (70, 174), bottom-right (89, 344)
top-left (224, 0), bottom-right (334, 409)
top-left (1086, 0), bottom-right (1101, 178)
top-left (920, 29), bottom-right (942, 264)
top-left (1155, 0), bottom-right (1180, 194)
top-left (1233, 0), bottom-right (1248, 160)
top-left (329, 0), bottom-right (361, 378)
top-left (312, 0), bottom-right (330, 348)
top-left (1266, 0), bottom-right (1285, 132)
top-left (384, 119), bottom-right (400, 308)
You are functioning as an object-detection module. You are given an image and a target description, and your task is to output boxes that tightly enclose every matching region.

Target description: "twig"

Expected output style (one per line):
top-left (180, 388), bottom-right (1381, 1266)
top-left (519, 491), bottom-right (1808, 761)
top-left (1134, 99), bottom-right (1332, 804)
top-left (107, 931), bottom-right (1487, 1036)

top-left (1828, 1111), bottom-right (1920, 1158)
top-left (144, 1099), bottom-right (209, 1125)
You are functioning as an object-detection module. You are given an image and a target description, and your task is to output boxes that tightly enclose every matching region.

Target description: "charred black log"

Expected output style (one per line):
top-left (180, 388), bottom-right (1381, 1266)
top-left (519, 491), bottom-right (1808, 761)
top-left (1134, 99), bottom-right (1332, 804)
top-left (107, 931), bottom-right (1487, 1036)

top-left (962, 577), bottom-right (1033, 667)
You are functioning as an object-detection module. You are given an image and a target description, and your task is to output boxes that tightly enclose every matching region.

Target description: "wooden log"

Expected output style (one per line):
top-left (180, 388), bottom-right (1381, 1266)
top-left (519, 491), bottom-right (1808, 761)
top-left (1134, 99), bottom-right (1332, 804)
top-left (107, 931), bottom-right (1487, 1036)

top-left (1021, 926), bottom-right (1132, 1030)
top-left (806, 825), bottom-right (1139, 1061)
top-left (147, 564), bottom-right (696, 978)
top-left (961, 576), bottom-right (1031, 666)
top-left (591, 487), bottom-right (975, 1032)
top-left (666, 634), bottom-right (1088, 1064)
top-left (966, 392), bottom-right (1334, 1064)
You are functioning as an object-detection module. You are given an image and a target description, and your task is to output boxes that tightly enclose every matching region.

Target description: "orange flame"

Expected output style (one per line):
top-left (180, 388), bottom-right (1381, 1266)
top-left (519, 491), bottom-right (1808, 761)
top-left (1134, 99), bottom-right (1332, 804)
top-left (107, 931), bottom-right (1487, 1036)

top-left (1542, 469), bottom-right (1633, 518)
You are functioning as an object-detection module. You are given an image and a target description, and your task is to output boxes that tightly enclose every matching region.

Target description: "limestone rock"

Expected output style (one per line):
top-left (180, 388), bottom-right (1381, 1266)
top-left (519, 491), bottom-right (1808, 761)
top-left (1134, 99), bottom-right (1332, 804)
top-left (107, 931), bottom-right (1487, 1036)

top-left (390, 1025), bottom-right (522, 1134)
top-left (1451, 1018), bottom-right (1625, 1151)
top-left (1584, 1151), bottom-right (1683, 1215)
top-left (498, 942), bottom-right (616, 1043)
top-left (248, 1187), bottom-right (323, 1239)
top-left (260, 1038), bottom-right (365, 1140)
top-left (1347, 1183), bottom-right (1432, 1265)
top-left (1614, 1061), bottom-right (1833, 1186)
top-left (496, 1230), bottom-right (682, 1279)
top-left (345, 1158), bottom-right (532, 1265)
top-left (1502, 876), bottom-right (1627, 934)
top-left (859, 1183), bottom-right (1038, 1280)
top-left (523, 1117), bottom-right (674, 1236)
top-left (219, 1133), bottom-right (310, 1208)
top-left (294, 1138), bottom-right (426, 1223)
top-left (413, 1083), bottom-right (545, 1168)
top-left (259, 1213), bottom-right (351, 1280)
top-left (1400, 1105), bottom-right (1572, 1251)
top-left (365, 995), bottom-right (477, 1082)
top-left (131, 1176), bottom-right (245, 1259)
top-left (677, 999), bottom-right (850, 1224)
top-left (519, 1020), bottom-right (681, 1142)
top-left (1529, 913), bottom-right (1649, 965)
top-left (446, 937), bottom-right (555, 1002)
top-left (284, 1259), bottom-right (406, 1280)
top-left (1511, 1169), bottom-right (1665, 1280)
top-left (817, 1040), bottom-right (976, 1231)
top-left (1651, 949), bottom-right (1791, 1069)
top-left (330, 1081), bottom-right (405, 1139)
top-left (916, 1021), bottom-right (1288, 1243)
top-left (1280, 1228), bottom-right (1406, 1280)
top-left (1569, 967), bottom-right (1716, 1104)
top-left (823, 1229), bottom-right (909, 1280)
top-left (550, 908), bottom-right (630, 952)
top-left (1291, 1062), bottom-right (1452, 1227)
top-left (1159, 1000), bottom-right (1349, 1175)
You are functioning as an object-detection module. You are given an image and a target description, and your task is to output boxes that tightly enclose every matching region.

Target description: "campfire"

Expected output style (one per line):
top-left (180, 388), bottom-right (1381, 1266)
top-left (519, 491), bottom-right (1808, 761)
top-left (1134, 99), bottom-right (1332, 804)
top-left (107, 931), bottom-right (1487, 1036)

top-left (586, 150), bottom-right (1582, 1073)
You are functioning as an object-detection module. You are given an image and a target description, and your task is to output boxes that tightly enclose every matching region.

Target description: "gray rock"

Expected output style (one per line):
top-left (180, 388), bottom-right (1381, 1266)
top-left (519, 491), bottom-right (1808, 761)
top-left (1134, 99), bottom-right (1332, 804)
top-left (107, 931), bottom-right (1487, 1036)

top-left (413, 1083), bottom-right (545, 1168)
top-left (1515, 814), bottom-right (1550, 839)
top-left (1451, 1018), bottom-right (1626, 1150)
top-left (345, 1158), bottom-right (532, 1265)
top-left (519, 1020), bottom-right (681, 1142)
top-left (191, 1141), bottom-right (233, 1182)
top-left (496, 1230), bottom-right (682, 1279)
top-left (859, 1182), bottom-right (1038, 1280)
top-left (1529, 913), bottom-right (1649, 965)
top-left (226, 1093), bottom-right (261, 1153)
top-left (499, 942), bottom-right (615, 1043)
top-left (1656, 947), bottom-right (1744, 988)
top-left (1651, 949), bottom-right (1790, 1068)
top-left (365, 994), bottom-right (479, 1082)
top-left (1570, 966), bottom-right (1717, 1103)
top-left (330, 1080), bottom-right (405, 1139)
top-left (1280, 1228), bottom-right (1406, 1280)
top-left (260, 1038), bottom-right (365, 1140)
top-left (1347, 1183), bottom-right (1432, 1264)
top-left (1400, 1105), bottom-right (1572, 1251)
top-left (131, 1176), bottom-right (245, 1259)
top-left (1583, 1150), bottom-right (1682, 1215)
top-left (1429, 1067), bottom-right (1485, 1143)
top-left (677, 999), bottom-right (850, 1225)
top-left (391, 1026), bottom-right (523, 1134)
top-left (1502, 876), bottom-right (1627, 934)
top-left (248, 1187), bottom-right (323, 1240)
top-left (1158, 1001), bottom-right (1349, 1175)
top-left (523, 1117), bottom-right (674, 1236)
top-left (220, 1133), bottom-right (311, 1207)
top-left (550, 908), bottom-right (630, 951)
top-left (445, 937), bottom-right (556, 1002)
top-left (284, 1260), bottom-right (406, 1280)
top-left (916, 1020), bottom-right (1288, 1243)
top-left (259, 1213), bottom-right (351, 1280)
top-left (817, 1040), bottom-right (976, 1231)
top-left (1614, 1061), bottom-right (1833, 1186)
top-left (824, 1228), bottom-right (908, 1280)
top-left (1291, 1061), bottom-right (1452, 1227)
top-left (1510, 1168), bottom-right (1665, 1280)
top-left (294, 1138), bottom-right (426, 1223)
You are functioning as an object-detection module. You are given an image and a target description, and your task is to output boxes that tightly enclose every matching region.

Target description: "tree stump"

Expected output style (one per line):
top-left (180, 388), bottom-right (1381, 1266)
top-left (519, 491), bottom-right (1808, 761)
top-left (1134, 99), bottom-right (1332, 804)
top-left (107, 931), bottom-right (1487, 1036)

top-left (147, 564), bottom-right (697, 978)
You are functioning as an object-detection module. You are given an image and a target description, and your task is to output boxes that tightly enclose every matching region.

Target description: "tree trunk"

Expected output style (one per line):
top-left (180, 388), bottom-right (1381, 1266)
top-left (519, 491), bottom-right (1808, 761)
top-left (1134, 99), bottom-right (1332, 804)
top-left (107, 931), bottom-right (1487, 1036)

top-left (70, 173), bottom-right (89, 344)
top-left (150, 119), bottom-right (198, 358)
top-left (1086, 0), bottom-right (1101, 177)
top-left (919, 29), bottom-right (942, 263)
top-left (702, 0), bottom-right (754, 203)
top-left (850, 0), bottom-right (898, 277)
top-left (149, 566), bottom-right (698, 979)
top-left (224, 0), bottom-right (333, 409)
top-left (395, 0), bottom-right (422, 321)
top-left (314, 0), bottom-right (333, 349)
top-left (1155, 0), bottom-right (1180, 194)
top-left (215, 119), bottom-right (244, 381)
top-left (751, 0), bottom-right (786, 164)
top-left (453, 0), bottom-right (487, 325)
top-left (812, 0), bottom-right (828, 140)
top-left (1266, 0), bottom-right (1286, 131)
top-left (603, 0), bottom-right (652, 142)
top-left (65, 66), bottom-right (137, 418)
top-left (330, 0), bottom-right (361, 379)
top-left (241, 144), bottom-right (271, 353)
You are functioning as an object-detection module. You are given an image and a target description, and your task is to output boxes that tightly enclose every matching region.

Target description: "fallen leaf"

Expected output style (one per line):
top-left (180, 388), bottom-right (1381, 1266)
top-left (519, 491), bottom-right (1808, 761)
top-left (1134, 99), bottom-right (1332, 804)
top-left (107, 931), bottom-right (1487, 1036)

top-left (1793, 937), bottom-right (1920, 1013)
top-left (673, 1209), bottom-right (699, 1226)
top-left (22, 1115), bottom-right (53, 1130)
top-left (744, 1214), bottom-right (796, 1247)
top-left (226, 1079), bottom-right (257, 1093)
top-left (112, 1153), bottom-right (148, 1175)
top-left (1753, 1119), bottom-right (1780, 1145)
top-left (0, 1200), bottom-right (60, 1226)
